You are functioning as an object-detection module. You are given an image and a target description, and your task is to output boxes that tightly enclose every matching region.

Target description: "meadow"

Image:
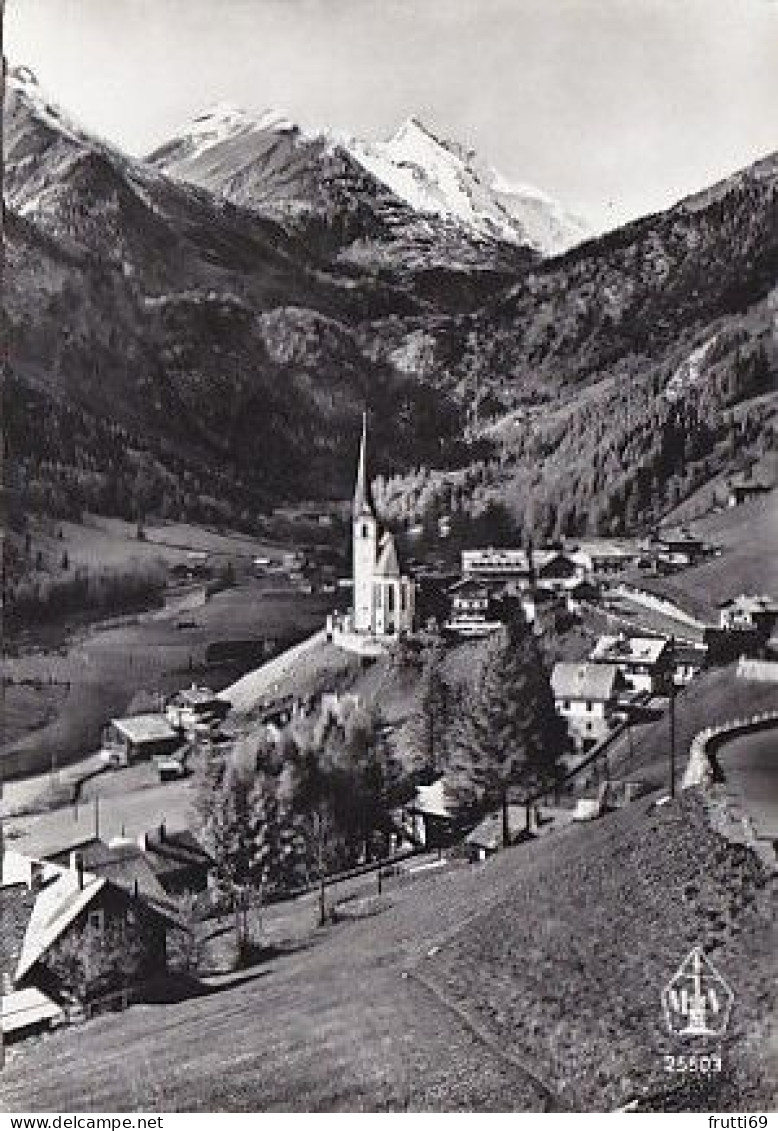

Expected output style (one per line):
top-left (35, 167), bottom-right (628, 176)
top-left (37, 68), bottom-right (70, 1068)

top-left (2, 515), bottom-right (331, 782)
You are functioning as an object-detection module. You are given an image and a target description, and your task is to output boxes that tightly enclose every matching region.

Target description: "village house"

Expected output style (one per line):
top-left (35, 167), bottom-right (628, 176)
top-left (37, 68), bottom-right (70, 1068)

top-left (589, 634), bottom-right (672, 695)
top-left (647, 527), bottom-right (708, 568)
top-left (165, 684), bottom-right (231, 735)
top-left (444, 577), bottom-right (504, 638)
top-left (551, 662), bottom-right (623, 750)
top-left (727, 475), bottom-right (772, 508)
top-left (101, 714), bottom-right (183, 767)
top-left (569, 540), bottom-right (642, 576)
top-left (137, 825), bottom-right (213, 897)
top-left (671, 644), bottom-right (707, 686)
top-left (718, 594), bottom-right (778, 637)
top-left (1, 851), bottom-right (183, 1030)
top-left (399, 780), bottom-right (458, 850)
top-left (461, 547), bottom-right (535, 589)
top-left (534, 550), bottom-right (589, 593)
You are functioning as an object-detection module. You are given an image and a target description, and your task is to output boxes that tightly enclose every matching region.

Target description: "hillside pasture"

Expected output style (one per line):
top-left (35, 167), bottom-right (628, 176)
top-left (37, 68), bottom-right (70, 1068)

top-left (0, 792), bottom-right (772, 1112)
top-left (632, 494), bottom-right (777, 621)
top-left (1, 579), bottom-right (330, 782)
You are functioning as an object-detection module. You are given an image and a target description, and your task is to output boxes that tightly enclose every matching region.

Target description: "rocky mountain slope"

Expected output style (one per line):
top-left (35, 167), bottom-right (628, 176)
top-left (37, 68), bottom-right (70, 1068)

top-left (4, 66), bottom-right (777, 548)
top-left (148, 106), bottom-right (587, 305)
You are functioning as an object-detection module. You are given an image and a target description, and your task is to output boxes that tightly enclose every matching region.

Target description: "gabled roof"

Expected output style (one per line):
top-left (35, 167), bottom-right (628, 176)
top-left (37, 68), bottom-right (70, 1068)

top-left (448, 577), bottom-right (491, 597)
top-left (13, 854), bottom-right (183, 984)
top-left (16, 868), bottom-right (108, 982)
top-left (95, 842), bottom-right (170, 903)
top-left (717, 593), bottom-right (778, 613)
top-left (142, 829), bottom-right (213, 879)
top-left (407, 779), bottom-right (455, 820)
top-left (551, 662), bottom-right (620, 702)
top-left (1, 987), bottom-right (63, 1036)
top-left (465, 806), bottom-right (526, 851)
top-left (110, 714), bottom-right (179, 744)
top-left (536, 552), bottom-right (579, 577)
top-left (375, 532), bottom-right (401, 578)
top-left (590, 634), bottom-right (669, 666)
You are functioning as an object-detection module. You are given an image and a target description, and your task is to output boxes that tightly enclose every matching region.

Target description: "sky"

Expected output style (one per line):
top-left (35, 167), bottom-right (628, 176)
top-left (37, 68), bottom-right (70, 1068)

top-left (5, 0), bottom-right (778, 231)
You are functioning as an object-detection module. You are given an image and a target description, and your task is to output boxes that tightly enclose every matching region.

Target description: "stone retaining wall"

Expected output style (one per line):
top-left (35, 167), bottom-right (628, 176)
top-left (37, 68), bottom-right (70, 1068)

top-left (682, 709), bottom-right (778, 789)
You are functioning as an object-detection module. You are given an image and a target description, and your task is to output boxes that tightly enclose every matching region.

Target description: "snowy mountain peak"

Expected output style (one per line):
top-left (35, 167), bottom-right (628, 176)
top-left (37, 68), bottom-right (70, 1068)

top-left (6, 62), bottom-right (96, 147)
top-left (159, 103), bottom-right (303, 165)
top-left (344, 118), bottom-right (588, 254)
top-left (152, 98), bottom-right (590, 257)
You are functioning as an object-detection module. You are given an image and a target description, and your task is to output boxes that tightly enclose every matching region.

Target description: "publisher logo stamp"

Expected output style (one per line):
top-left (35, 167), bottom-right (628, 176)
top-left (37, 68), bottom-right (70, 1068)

top-left (662, 946), bottom-right (734, 1039)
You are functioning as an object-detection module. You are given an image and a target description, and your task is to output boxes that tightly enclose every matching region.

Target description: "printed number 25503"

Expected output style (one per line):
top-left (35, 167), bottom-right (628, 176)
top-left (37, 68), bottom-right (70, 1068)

top-left (664, 1054), bottom-right (722, 1074)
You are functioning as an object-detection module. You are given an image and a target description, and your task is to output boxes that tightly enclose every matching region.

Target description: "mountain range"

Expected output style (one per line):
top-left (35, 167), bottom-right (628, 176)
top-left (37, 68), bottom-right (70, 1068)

top-left (3, 64), bottom-right (777, 549)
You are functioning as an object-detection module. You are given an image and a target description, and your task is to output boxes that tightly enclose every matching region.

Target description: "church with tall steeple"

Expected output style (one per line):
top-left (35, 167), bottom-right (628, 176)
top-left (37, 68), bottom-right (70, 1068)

top-left (351, 413), bottom-right (415, 640)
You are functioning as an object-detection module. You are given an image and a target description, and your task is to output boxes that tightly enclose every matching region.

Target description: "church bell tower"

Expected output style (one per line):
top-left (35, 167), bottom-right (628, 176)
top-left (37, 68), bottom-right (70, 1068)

top-left (352, 412), bottom-right (378, 633)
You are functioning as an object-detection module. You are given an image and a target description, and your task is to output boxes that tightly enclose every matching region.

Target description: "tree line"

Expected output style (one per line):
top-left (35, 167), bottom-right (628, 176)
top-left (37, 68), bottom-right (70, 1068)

top-left (195, 611), bottom-right (565, 958)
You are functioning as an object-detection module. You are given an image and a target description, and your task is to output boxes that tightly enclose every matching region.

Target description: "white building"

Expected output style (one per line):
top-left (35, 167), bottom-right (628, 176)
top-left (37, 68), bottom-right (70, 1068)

top-left (351, 414), bottom-right (415, 640)
top-left (589, 634), bottom-right (671, 695)
top-left (551, 662), bottom-right (622, 750)
top-left (718, 594), bottom-right (778, 634)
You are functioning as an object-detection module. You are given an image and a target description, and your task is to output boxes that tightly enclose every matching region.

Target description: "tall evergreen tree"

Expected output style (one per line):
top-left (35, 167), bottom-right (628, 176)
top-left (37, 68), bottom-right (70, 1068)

top-left (447, 614), bottom-right (564, 847)
top-left (406, 641), bottom-right (451, 778)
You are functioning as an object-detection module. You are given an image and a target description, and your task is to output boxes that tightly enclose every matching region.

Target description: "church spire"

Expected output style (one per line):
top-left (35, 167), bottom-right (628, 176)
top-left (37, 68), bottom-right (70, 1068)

top-left (353, 410), bottom-right (376, 519)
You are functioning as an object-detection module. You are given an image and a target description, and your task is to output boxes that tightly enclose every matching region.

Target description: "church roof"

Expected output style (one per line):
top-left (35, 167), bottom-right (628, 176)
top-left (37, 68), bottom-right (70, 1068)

top-left (375, 532), bottom-right (401, 578)
top-left (353, 412), bottom-right (376, 519)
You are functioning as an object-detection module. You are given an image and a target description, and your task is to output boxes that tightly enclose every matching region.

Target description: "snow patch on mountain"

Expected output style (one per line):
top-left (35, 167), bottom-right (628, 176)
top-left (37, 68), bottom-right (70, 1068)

top-left (6, 65), bottom-right (88, 145)
top-left (178, 103), bottom-right (300, 161)
top-left (345, 116), bottom-right (588, 255)
top-left (155, 103), bottom-right (588, 256)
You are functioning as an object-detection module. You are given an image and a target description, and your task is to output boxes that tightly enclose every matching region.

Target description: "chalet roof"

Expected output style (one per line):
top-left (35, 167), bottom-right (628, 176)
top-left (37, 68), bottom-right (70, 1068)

top-left (536, 552), bottom-right (579, 577)
top-left (167, 684), bottom-right (221, 708)
top-left (590, 635), bottom-right (669, 666)
top-left (551, 662), bottom-right (620, 702)
top-left (375, 532), bottom-right (401, 578)
top-left (16, 867), bottom-right (108, 982)
top-left (466, 806), bottom-right (526, 851)
top-left (142, 828), bottom-right (213, 879)
top-left (729, 474), bottom-right (770, 491)
top-left (96, 841), bottom-right (170, 903)
top-left (14, 854), bottom-right (183, 984)
top-left (1, 987), bottom-right (63, 1036)
top-left (569, 540), bottom-right (637, 559)
top-left (407, 779), bottom-right (455, 820)
top-left (448, 577), bottom-right (491, 597)
top-left (717, 593), bottom-right (778, 613)
top-left (110, 714), bottom-right (179, 745)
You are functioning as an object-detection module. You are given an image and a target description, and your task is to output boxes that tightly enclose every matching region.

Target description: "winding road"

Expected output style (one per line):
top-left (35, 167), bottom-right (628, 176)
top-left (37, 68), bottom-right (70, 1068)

top-left (715, 725), bottom-right (778, 841)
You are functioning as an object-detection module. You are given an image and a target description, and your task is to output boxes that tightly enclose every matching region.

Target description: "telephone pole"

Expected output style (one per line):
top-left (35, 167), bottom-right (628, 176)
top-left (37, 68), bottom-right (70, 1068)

top-left (668, 636), bottom-right (677, 799)
top-left (1, 5), bottom-right (8, 1073)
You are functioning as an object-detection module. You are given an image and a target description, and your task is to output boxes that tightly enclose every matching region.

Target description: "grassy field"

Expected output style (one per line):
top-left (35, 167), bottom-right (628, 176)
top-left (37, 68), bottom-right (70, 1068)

top-left (604, 666), bottom-right (778, 792)
top-left (1, 791), bottom-right (773, 1111)
top-left (27, 514), bottom-right (288, 574)
top-left (636, 494), bottom-right (777, 621)
top-left (425, 791), bottom-right (776, 1111)
top-left (1, 579), bottom-right (330, 781)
